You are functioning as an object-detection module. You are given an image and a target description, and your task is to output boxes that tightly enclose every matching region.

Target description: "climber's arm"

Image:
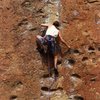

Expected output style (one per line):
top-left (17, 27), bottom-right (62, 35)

top-left (41, 23), bottom-right (52, 27)
top-left (58, 32), bottom-right (70, 48)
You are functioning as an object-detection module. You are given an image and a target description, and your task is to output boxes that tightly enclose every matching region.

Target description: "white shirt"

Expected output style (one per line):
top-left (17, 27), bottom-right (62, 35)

top-left (45, 25), bottom-right (59, 38)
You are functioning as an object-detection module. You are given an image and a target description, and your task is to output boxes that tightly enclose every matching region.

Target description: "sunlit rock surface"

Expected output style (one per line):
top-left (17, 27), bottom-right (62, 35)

top-left (61, 0), bottom-right (100, 100)
top-left (0, 0), bottom-right (45, 99)
top-left (0, 0), bottom-right (100, 100)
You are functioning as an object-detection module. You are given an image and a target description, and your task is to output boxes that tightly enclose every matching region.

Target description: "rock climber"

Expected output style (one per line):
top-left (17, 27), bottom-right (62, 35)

top-left (36, 21), bottom-right (70, 78)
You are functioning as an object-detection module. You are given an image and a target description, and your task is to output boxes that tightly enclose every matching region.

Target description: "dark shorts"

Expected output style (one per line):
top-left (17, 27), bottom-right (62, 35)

top-left (36, 35), bottom-right (61, 55)
top-left (36, 35), bottom-right (44, 44)
top-left (45, 35), bottom-right (61, 55)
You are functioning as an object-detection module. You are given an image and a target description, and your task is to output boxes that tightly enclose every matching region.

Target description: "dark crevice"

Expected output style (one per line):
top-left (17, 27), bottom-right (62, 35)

top-left (13, 81), bottom-right (23, 87)
top-left (82, 57), bottom-right (88, 61)
top-left (71, 73), bottom-right (81, 78)
top-left (29, 27), bottom-right (37, 31)
top-left (64, 48), bottom-right (72, 54)
top-left (68, 59), bottom-right (76, 65)
top-left (64, 48), bottom-right (80, 55)
top-left (18, 19), bottom-right (28, 26)
top-left (73, 49), bottom-right (80, 54)
top-left (21, 1), bottom-right (31, 7)
top-left (90, 77), bottom-right (96, 82)
top-left (42, 74), bottom-right (51, 78)
top-left (41, 86), bottom-right (63, 92)
top-left (41, 87), bottom-right (49, 91)
top-left (98, 47), bottom-right (100, 51)
top-left (74, 96), bottom-right (84, 100)
top-left (10, 95), bottom-right (18, 100)
top-left (57, 87), bottom-right (63, 90)
top-left (89, 52), bottom-right (95, 55)
top-left (57, 59), bottom-right (62, 65)
top-left (87, 0), bottom-right (99, 3)
top-left (88, 46), bottom-right (95, 51)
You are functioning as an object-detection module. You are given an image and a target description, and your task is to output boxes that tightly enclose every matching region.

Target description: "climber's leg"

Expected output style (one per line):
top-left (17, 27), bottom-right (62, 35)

top-left (36, 35), bottom-right (44, 49)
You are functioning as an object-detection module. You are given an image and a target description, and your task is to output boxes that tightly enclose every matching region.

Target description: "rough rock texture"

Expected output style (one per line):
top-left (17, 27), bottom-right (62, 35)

top-left (0, 0), bottom-right (45, 99)
top-left (0, 0), bottom-right (100, 100)
top-left (61, 0), bottom-right (100, 100)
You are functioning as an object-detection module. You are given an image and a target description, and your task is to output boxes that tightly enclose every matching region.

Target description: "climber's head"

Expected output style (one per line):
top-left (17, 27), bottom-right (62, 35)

top-left (53, 21), bottom-right (61, 28)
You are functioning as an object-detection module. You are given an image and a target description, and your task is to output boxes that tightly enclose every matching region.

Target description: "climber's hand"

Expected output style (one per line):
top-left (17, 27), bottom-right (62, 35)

top-left (65, 43), bottom-right (70, 49)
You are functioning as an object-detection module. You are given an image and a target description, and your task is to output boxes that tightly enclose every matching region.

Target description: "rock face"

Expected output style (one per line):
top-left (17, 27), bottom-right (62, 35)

top-left (0, 0), bottom-right (100, 100)
top-left (61, 0), bottom-right (100, 100)
top-left (0, 0), bottom-right (45, 99)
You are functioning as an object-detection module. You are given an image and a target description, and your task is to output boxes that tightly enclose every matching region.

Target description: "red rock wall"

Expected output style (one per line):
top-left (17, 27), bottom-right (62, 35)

top-left (61, 0), bottom-right (100, 100)
top-left (61, 0), bottom-right (100, 48)
top-left (0, 0), bottom-right (45, 99)
top-left (0, 0), bottom-right (100, 99)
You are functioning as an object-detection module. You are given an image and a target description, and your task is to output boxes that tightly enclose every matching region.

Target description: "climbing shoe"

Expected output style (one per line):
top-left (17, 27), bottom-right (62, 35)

top-left (54, 68), bottom-right (59, 78)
